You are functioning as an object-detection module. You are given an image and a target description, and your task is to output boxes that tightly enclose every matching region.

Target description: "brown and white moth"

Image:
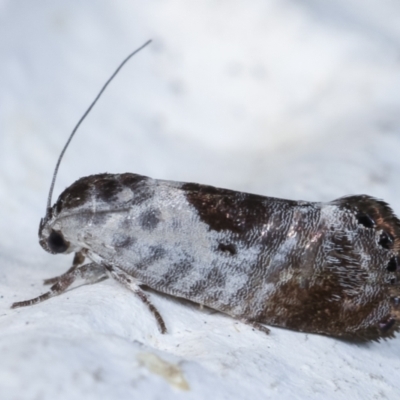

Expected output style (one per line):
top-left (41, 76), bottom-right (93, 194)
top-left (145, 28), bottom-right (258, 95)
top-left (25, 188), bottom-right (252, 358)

top-left (12, 41), bottom-right (400, 342)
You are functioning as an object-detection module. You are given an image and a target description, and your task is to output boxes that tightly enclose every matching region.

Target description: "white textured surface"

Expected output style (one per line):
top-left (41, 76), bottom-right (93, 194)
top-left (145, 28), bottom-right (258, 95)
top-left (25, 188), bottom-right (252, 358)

top-left (1, 1), bottom-right (400, 399)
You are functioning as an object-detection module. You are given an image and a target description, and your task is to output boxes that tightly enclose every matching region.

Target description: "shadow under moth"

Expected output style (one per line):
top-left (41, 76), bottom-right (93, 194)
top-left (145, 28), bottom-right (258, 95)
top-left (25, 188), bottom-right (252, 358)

top-left (12, 41), bottom-right (400, 342)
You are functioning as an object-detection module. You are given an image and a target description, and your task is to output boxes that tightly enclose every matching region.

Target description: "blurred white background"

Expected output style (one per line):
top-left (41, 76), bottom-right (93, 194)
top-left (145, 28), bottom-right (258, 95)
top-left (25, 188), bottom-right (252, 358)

top-left (1, 1), bottom-right (400, 399)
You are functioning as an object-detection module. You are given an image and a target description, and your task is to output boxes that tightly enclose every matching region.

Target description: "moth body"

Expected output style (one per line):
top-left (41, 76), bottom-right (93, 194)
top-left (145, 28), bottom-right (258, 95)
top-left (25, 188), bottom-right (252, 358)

top-left (12, 42), bottom-right (400, 341)
top-left (16, 172), bottom-right (400, 341)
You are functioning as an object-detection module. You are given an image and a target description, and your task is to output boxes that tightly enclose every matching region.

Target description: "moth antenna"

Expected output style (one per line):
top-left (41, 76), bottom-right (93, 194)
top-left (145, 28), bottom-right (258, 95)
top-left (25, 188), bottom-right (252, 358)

top-left (46, 39), bottom-right (152, 213)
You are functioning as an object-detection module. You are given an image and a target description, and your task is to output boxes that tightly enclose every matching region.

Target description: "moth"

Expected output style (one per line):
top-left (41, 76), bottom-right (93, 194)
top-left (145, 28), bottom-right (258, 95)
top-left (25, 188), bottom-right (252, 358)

top-left (12, 41), bottom-right (400, 341)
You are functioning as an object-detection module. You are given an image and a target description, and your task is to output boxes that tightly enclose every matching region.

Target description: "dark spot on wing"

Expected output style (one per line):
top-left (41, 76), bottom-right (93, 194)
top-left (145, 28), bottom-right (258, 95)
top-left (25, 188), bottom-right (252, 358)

top-left (156, 259), bottom-right (195, 288)
top-left (140, 209), bottom-right (161, 231)
top-left (205, 266), bottom-right (227, 287)
top-left (379, 231), bottom-right (394, 249)
top-left (120, 217), bottom-right (133, 230)
top-left (172, 259), bottom-right (195, 278)
top-left (217, 243), bottom-right (237, 255)
top-left (113, 234), bottom-right (136, 249)
top-left (387, 257), bottom-right (398, 272)
top-left (136, 245), bottom-right (166, 270)
top-left (357, 213), bottom-right (375, 228)
top-left (92, 212), bottom-right (108, 225)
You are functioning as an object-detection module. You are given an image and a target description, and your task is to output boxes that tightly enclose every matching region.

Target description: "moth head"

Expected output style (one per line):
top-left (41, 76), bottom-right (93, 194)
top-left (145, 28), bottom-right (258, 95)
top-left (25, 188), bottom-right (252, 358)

top-left (38, 208), bottom-right (71, 255)
top-left (38, 173), bottom-right (149, 255)
top-left (37, 176), bottom-right (98, 255)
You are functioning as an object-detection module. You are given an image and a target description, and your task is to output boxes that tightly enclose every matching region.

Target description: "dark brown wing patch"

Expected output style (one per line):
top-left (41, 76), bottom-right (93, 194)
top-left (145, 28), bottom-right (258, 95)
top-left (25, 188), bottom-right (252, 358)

top-left (182, 182), bottom-right (297, 234)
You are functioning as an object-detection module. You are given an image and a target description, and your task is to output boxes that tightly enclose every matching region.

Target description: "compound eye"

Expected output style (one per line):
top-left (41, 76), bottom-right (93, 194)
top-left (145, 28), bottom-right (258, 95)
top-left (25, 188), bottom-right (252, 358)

top-left (48, 230), bottom-right (69, 253)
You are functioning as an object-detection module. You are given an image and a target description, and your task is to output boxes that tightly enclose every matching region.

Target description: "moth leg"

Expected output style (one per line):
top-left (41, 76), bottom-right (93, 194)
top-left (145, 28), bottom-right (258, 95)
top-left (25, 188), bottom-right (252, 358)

top-left (106, 266), bottom-right (167, 334)
top-left (43, 251), bottom-right (86, 285)
top-left (241, 319), bottom-right (271, 335)
top-left (11, 263), bottom-right (107, 309)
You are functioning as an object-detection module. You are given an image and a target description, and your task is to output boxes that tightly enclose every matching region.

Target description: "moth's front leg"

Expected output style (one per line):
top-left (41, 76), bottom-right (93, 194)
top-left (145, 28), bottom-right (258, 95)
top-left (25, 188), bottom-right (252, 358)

top-left (43, 251), bottom-right (86, 285)
top-left (11, 263), bottom-right (107, 308)
top-left (105, 265), bottom-right (167, 334)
